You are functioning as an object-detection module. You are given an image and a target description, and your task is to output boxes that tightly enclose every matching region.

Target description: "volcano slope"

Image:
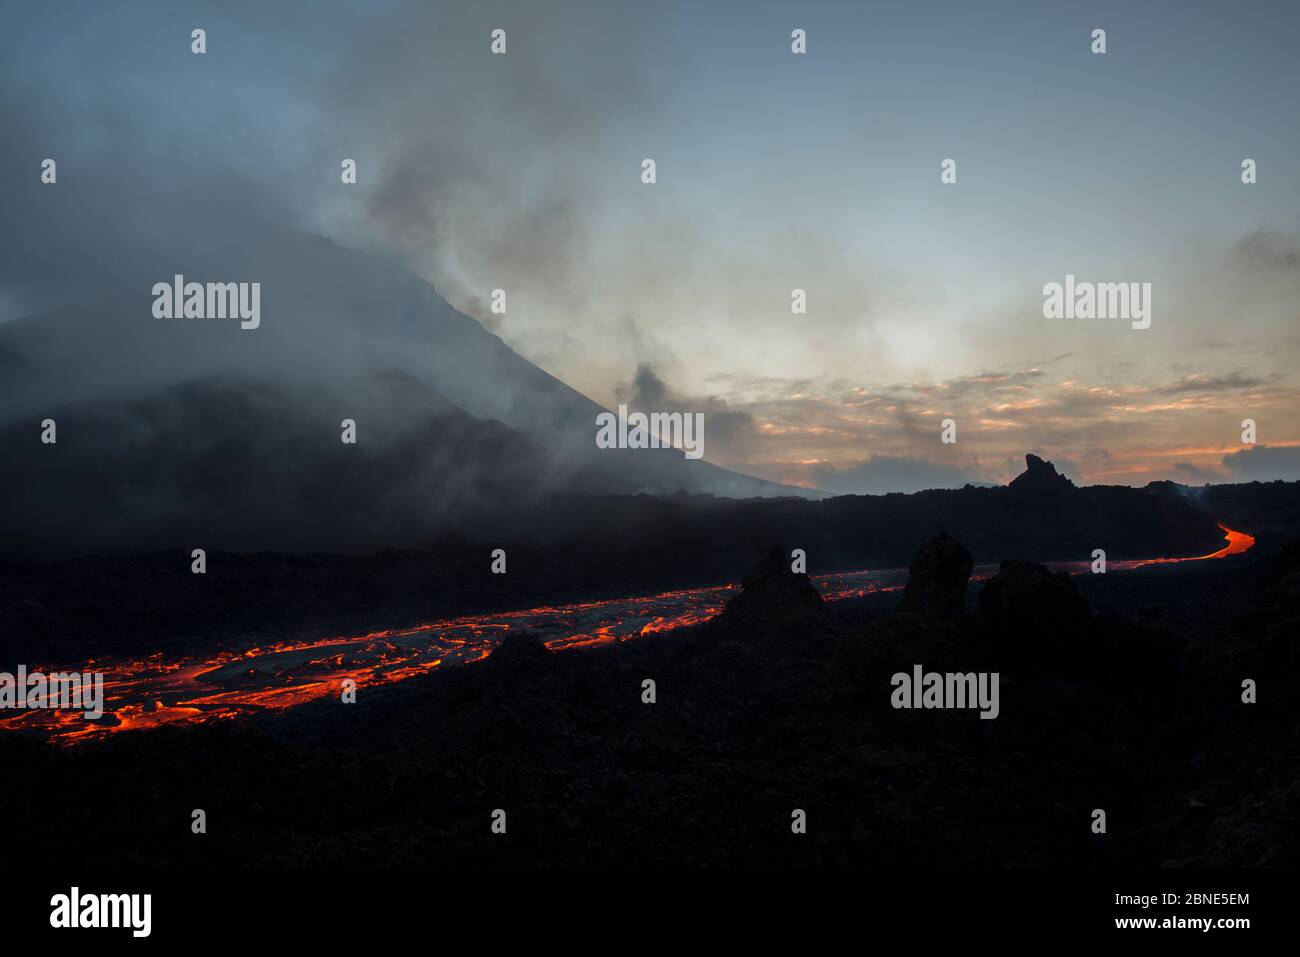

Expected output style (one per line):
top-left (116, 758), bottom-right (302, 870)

top-left (0, 533), bottom-right (1294, 868)
top-left (0, 232), bottom-right (800, 559)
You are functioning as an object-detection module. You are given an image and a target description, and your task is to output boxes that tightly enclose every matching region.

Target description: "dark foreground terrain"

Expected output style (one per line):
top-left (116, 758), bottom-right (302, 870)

top-left (1, 527), bottom-right (1296, 868)
top-left (2, 468), bottom-right (1298, 867)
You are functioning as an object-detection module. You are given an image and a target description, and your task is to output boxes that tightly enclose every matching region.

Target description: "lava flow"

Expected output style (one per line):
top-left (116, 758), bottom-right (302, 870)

top-left (1125, 524), bottom-right (1255, 567)
top-left (0, 526), bottom-right (1254, 746)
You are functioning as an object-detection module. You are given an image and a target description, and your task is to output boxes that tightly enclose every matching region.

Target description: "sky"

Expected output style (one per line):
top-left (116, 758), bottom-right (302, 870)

top-left (3, 0), bottom-right (1299, 492)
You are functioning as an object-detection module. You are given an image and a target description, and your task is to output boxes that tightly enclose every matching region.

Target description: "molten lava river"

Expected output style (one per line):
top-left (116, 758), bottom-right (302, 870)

top-left (1, 525), bottom-right (1254, 745)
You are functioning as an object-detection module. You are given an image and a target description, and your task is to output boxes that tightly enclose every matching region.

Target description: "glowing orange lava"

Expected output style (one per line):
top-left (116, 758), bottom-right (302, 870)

top-left (1, 525), bottom-right (1254, 746)
top-left (1129, 524), bottom-right (1255, 566)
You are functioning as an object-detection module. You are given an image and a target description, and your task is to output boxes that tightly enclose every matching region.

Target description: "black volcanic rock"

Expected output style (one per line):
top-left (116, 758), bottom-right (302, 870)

top-left (977, 559), bottom-right (1091, 671)
top-left (1277, 540), bottom-right (1300, 604)
top-left (979, 560), bottom-right (1090, 629)
top-left (839, 536), bottom-right (979, 720)
top-left (486, 632), bottom-right (552, 669)
top-left (896, 532), bottom-right (973, 619)
top-left (1239, 539), bottom-right (1300, 694)
top-left (722, 544), bottom-right (827, 633)
top-left (1008, 454), bottom-right (1075, 495)
top-left (981, 560), bottom-right (1185, 684)
top-left (1091, 614), bottom-right (1185, 685)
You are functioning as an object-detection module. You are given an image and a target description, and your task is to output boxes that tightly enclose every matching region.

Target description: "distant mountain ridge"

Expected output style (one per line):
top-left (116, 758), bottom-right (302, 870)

top-left (519, 453), bottom-right (1243, 573)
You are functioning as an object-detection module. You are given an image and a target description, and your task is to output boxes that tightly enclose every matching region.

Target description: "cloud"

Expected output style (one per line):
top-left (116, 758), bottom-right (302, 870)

top-left (612, 362), bottom-right (759, 463)
top-left (615, 363), bottom-right (670, 409)
top-left (622, 356), bottom-right (1300, 490)
top-left (4, 1), bottom-right (1300, 499)
top-left (1156, 372), bottom-right (1279, 395)
top-left (1219, 445), bottom-right (1300, 482)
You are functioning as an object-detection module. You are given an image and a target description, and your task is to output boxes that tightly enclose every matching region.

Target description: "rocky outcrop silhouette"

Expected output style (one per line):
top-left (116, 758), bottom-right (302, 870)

top-left (1008, 453), bottom-right (1075, 495)
top-left (977, 559), bottom-right (1091, 671)
top-left (723, 544), bottom-right (827, 632)
top-left (896, 532), bottom-right (973, 619)
top-left (835, 534), bottom-right (981, 724)
top-left (978, 557), bottom-right (1189, 683)
top-left (979, 559), bottom-right (1089, 628)
top-left (486, 631), bottom-right (552, 669)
